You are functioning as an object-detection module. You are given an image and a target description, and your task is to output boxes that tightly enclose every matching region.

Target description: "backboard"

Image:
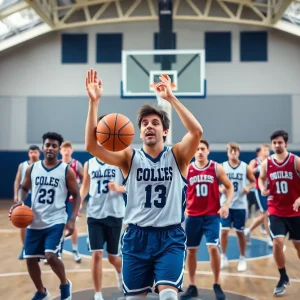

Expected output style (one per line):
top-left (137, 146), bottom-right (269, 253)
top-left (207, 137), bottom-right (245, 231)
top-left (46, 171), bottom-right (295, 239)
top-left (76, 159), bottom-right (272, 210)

top-left (121, 49), bottom-right (206, 99)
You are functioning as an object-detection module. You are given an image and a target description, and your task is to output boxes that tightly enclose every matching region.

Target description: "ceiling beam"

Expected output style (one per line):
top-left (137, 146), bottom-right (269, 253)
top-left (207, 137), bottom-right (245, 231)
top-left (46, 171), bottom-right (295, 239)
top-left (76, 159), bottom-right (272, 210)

top-left (0, 1), bottom-right (28, 21)
top-left (24, 0), bottom-right (55, 28)
top-left (272, 0), bottom-right (294, 24)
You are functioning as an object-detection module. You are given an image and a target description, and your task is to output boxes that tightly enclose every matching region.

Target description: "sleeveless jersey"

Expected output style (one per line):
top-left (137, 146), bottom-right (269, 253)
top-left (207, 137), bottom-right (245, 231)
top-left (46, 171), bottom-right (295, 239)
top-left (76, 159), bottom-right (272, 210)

top-left (29, 161), bottom-right (69, 229)
top-left (123, 147), bottom-right (187, 227)
top-left (186, 160), bottom-right (220, 216)
top-left (87, 157), bottom-right (125, 219)
top-left (267, 153), bottom-right (300, 217)
top-left (21, 161), bottom-right (30, 184)
top-left (220, 161), bottom-right (248, 209)
top-left (67, 159), bottom-right (79, 202)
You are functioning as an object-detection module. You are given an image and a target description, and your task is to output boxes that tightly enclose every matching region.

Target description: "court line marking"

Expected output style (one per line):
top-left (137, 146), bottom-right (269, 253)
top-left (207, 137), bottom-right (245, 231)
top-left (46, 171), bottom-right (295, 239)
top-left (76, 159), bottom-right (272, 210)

top-left (1, 268), bottom-right (300, 283)
top-left (49, 287), bottom-right (257, 300)
top-left (62, 233), bottom-right (275, 263)
top-left (0, 229), bottom-right (19, 233)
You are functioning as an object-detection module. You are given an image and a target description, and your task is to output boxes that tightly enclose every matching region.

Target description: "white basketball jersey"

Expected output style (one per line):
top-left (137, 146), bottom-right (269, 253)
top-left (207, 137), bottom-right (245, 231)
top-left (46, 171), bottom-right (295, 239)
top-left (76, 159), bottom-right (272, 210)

top-left (29, 161), bottom-right (69, 229)
top-left (87, 157), bottom-right (125, 219)
top-left (221, 161), bottom-right (248, 209)
top-left (21, 161), bottom-right (30, 184)
top-left (123, 147), bottom-right (187, 227)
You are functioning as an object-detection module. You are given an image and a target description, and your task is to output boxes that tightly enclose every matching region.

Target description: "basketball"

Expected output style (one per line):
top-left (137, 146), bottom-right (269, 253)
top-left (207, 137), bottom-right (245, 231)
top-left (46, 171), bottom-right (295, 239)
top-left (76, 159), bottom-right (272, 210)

top-left (96, 113), bottom-right (135, 152)
top-left (10, 205), bottom-right (34, 228)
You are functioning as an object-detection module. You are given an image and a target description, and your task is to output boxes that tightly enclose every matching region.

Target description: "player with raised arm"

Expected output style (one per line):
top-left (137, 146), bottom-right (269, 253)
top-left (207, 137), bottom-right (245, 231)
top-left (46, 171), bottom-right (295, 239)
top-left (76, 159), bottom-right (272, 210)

top-left (85, 69), bottom-right (203, 300)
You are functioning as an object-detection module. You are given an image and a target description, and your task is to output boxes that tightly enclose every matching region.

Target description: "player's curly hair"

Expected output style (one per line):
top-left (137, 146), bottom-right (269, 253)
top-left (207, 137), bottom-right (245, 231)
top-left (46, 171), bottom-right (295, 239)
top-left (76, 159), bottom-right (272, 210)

top-left (42, 132), bottom-right (64, 146)
top-left (137, 104), bottom-right (170, 142)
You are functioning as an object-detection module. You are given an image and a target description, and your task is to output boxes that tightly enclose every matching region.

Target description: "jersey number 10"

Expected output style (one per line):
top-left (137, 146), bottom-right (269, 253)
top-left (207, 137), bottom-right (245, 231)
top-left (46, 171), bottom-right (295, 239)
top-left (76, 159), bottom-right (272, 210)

top-left (196, 184), bottom-right (208, 197)
top-left (275, 181), bottom-right (288, 194)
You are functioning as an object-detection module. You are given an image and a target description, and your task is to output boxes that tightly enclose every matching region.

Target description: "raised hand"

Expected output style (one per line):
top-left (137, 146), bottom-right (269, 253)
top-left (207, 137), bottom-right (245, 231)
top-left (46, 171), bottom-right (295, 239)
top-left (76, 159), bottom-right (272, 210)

top-left (154, 74), bottom-right (175, 102)
top-left (85, 69), bottom-right (103, 102)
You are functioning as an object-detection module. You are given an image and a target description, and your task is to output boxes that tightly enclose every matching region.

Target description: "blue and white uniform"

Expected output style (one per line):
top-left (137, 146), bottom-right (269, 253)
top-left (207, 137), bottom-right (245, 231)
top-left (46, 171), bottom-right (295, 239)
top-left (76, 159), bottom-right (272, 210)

top-left (220, 161), bottom-right (248, 231)
top-left (24, 161), bottom-right (69, 258)
top-left (121, 147), bottom-right (187, 295)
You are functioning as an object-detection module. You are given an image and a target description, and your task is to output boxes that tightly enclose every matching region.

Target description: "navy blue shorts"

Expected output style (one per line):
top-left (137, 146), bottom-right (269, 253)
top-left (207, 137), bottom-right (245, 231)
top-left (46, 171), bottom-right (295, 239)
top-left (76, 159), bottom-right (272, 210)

top-left (255, 189), bottom-right (268, 213)
top-left (121, 224), bottom-right (186, 295)
top-left (24, 223), bottom-right (65, 258)
top-left (221, 209), bottom-right (247, 232)
top-left (185, 215), bottom-right (221, 247)
top-left (24, 193), bottom-right (32, 208)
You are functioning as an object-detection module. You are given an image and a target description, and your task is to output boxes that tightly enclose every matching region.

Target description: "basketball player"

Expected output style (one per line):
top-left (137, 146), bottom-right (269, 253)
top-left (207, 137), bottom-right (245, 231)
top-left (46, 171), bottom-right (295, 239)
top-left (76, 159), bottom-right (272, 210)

top-left (259, 130), bottom-right (300, 296)
top-left (220, 142), bottom-right (256, 272)
top-left (13, 145), bottom-right (40, 259)
top-left (43, 141), bottom-right (83, 264)
top-left (244, 144), bottom-right (273, 247)
top-left (85, 69), bottom-right (203, 300)
top-left (180, 140), bottom-right (233, 300)
top-left (80, 118), bottom-right (125, 300)
top-left (9, 132), bottom-right (81, 300)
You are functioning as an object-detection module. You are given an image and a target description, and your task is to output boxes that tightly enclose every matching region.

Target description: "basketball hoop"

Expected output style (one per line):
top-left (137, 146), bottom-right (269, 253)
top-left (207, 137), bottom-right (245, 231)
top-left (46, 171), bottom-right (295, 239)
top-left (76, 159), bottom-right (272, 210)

top-left (150, 82), bottom-right (176, 110)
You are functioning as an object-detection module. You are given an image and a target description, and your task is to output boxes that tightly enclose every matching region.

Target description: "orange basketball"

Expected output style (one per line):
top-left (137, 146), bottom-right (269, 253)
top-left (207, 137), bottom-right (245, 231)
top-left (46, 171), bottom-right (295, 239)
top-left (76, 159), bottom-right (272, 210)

top-left (96, 113), bottom-right (135, 152)
top-left (11, 205), bottom-right (34, 228)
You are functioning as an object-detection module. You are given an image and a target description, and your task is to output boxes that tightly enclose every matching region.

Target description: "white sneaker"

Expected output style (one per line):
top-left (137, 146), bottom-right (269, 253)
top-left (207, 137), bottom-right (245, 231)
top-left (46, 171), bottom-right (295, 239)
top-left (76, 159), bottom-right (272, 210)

top-left (220, 255), bottom-right (228, 270)
top-left (94, 292), bottom-right (104, 300)
top-left (116, 272), bottom-right (123, 291)
top-left (73, 251), bottom-right (82, 263)
top-left (237, 256), bottom-right (247, 272)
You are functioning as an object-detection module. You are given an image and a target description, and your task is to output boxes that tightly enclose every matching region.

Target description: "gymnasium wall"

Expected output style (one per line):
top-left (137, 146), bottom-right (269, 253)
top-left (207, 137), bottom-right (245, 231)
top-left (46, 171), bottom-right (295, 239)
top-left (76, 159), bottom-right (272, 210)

top-left (0, 20), bottom-right (300, 198)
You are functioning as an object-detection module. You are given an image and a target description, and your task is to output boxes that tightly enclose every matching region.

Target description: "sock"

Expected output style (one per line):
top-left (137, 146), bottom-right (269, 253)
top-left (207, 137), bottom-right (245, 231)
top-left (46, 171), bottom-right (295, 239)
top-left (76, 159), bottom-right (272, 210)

top-left (72, 244), bottom-right (78, 252)
top-left (95, 292), bottom-right (103, 300)
top-left (116, 271), bottom-right (122, 279)
top-left (221, 253), bottom-right (227, 259)
top-left (279, 267), bottom-right (288, 279)
top-left (159, 288), bottom-right (177, 300)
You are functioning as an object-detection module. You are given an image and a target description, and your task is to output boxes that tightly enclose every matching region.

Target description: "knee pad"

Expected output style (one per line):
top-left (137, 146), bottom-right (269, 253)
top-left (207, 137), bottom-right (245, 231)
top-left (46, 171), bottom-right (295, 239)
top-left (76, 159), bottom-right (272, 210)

top-left (159, 288), bottom-right (178, 300)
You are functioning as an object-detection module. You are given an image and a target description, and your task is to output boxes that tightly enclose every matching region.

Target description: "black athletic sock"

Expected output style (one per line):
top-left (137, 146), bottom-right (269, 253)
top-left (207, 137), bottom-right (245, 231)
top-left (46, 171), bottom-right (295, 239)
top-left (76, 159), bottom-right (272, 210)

top-left (279, 267), bottom-right (288, 280)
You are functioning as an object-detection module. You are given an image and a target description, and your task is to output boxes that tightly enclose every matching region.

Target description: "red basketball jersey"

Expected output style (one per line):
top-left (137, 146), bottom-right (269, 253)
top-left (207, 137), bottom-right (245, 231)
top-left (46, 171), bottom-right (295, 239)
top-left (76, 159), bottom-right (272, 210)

top-left (267, 153), bottom-right (300, 217)
top-left (68, 159), bottom-right (79, 202)
top-left (186, 160), bottom-right (220, 216)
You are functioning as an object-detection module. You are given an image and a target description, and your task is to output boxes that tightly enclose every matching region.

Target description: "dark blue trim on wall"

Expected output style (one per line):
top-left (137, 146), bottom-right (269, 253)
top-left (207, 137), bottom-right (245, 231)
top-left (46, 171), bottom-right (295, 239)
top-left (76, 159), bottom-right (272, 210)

top-left (240, 31), bottom-right (268, 62)
top-left (96, 33), bottom-right (122, 63)
top-left (61, 34), bottom-right (88, 64)
top-left (205, 32), bottom-right (231, 62)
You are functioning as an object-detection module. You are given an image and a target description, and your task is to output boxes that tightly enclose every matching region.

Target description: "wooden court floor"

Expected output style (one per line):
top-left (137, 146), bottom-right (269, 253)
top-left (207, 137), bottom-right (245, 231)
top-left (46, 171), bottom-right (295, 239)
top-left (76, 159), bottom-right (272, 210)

top-left (0, 200), bottom-right (299, 300)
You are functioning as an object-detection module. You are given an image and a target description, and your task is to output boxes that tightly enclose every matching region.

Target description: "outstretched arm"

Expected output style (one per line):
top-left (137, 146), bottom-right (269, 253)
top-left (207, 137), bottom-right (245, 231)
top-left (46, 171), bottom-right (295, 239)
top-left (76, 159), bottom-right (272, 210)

top-left (85, 69), bottom-right (132, 174)
top-left (154, 75), bottom-right (203, 173)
